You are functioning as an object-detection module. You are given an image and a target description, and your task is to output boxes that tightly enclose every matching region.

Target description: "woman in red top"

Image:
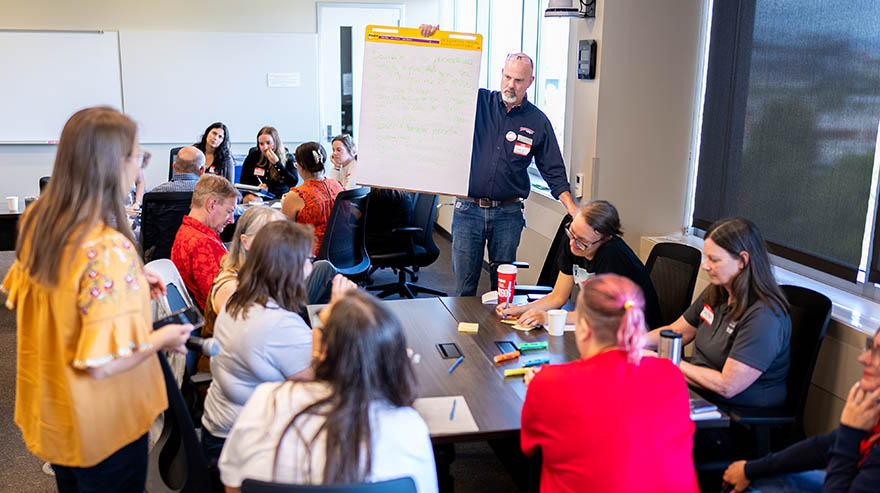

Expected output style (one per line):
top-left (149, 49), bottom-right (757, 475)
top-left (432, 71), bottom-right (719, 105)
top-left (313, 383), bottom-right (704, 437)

top-left (521, 273), bottom-right (698, 493)
top-left (281, 142), bottom-right (344, 255)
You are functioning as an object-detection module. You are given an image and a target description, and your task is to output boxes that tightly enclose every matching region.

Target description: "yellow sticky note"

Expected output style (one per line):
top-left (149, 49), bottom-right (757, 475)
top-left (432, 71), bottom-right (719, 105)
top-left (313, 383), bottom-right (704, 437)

top-left (457, 322), bottom-right (479, 333)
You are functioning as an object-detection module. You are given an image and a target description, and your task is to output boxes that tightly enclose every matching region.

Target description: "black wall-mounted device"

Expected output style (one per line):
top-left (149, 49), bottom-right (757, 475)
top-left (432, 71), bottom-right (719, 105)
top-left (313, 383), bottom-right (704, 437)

top-left (578, 39), bottom-right (597, 80)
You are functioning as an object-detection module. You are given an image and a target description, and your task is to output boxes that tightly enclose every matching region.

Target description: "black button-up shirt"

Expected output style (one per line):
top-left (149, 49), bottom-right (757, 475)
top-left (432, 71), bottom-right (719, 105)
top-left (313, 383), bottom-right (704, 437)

top-left (469, 88), bottom-right (570, 201)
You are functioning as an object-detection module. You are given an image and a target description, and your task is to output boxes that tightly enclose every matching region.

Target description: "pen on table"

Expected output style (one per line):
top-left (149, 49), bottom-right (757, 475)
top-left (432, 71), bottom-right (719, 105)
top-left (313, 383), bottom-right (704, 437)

top-left (449, 398), bottom-right (457, 420)
top-left (448, 355), bottom-right (464, 373)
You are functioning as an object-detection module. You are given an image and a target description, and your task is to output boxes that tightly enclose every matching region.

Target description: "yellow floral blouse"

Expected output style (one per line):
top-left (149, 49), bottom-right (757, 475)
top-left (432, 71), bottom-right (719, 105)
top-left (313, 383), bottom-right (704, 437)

top-left (2, 224), bottom-right (167, 467)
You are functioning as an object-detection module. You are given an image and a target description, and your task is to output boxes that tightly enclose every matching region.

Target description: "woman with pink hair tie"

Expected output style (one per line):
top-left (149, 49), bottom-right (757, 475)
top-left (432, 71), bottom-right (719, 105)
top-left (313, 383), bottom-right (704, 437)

top-left (520, 273), bottom-right (698, 492)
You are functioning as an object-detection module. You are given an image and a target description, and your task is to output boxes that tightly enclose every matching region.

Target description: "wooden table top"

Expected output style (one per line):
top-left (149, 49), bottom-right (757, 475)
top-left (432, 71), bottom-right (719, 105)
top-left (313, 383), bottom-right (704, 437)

top-left (309, 296), bottom-right (728, 442)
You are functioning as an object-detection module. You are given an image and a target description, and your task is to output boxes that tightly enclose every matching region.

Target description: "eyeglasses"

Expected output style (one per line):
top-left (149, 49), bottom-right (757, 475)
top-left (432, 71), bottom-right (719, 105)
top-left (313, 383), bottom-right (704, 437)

top-left (506, 53), bottom-right (534, 70)
top-left (565, 225), bottom-right (603, 251)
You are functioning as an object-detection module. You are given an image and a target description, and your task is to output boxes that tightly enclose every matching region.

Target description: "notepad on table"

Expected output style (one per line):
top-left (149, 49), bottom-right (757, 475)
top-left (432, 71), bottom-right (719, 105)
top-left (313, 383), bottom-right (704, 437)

top-left (413, 396), bottom-right (479, 436)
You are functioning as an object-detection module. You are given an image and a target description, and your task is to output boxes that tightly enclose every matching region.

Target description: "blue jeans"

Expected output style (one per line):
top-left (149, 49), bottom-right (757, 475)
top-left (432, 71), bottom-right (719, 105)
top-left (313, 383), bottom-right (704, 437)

top-left (452, 198), bottom-right (525, 296)
top-left (200, 428), bottom-right (226, 467)
top-left (745, 470), bottom-right (826, 492)
top-left (307, 260), bottom-right (337, 304)
top-left (52, 433), bottom-right (148, 493)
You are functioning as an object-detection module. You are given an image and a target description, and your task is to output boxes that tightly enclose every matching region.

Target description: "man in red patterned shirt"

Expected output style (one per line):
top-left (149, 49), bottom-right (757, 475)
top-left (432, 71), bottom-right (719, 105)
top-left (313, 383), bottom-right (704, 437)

top-left (171, 175), bottom-right (239, 310)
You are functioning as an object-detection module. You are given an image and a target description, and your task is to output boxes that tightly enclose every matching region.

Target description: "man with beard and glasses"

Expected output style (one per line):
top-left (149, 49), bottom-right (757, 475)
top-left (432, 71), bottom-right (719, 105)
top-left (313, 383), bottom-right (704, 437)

top-left (420, 24), bottom-right (578, 296)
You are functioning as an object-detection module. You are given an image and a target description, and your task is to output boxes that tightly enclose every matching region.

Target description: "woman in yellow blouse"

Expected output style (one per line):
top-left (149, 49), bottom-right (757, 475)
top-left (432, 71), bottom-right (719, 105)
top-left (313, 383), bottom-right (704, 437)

top-left (2, 107), bottom-right (192, 492)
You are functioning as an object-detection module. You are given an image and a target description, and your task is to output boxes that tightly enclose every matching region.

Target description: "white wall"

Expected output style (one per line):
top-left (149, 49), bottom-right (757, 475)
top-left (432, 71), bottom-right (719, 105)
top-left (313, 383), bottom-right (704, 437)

top-left (0, 0), bottom-right (444, 199)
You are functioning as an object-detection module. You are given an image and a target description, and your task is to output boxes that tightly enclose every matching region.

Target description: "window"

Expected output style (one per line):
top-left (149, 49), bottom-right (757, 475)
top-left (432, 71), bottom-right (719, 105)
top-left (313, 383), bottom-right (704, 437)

top-left (454, 0), bottom-right (571, 179)
top-left (693, 0), bottom-right (880, 283)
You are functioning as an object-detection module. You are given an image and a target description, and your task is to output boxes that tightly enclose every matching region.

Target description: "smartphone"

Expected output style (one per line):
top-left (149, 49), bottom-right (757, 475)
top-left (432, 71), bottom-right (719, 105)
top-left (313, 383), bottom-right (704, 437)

top-left (153, 306), bottom-right (204, 332)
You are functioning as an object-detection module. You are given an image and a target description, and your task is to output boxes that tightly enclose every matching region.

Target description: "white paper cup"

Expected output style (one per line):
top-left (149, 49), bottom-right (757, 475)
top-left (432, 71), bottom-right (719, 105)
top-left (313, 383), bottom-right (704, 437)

top-left (6, 196), bottom-right (19, 213)
top-left (547, 309), bottom-right (567, 336)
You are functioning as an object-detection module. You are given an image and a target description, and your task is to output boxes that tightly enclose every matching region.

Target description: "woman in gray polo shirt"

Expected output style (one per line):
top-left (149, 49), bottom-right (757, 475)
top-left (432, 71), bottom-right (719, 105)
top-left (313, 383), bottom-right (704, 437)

top-left (646, 218), bottom-right (791, 409)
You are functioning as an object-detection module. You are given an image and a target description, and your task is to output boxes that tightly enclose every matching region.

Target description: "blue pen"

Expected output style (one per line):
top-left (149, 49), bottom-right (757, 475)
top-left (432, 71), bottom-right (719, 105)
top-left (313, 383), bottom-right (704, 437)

top-left (448, 355), bottom-right (464, 373)
top-left (449, 399), bottom-right (457, 420)
top-left (523, 357), bottom-right (550, 368)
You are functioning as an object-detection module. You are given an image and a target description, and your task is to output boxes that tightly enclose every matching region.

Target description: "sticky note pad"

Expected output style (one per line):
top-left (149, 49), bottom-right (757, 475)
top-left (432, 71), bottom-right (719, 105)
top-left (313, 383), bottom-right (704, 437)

top-left (457, 322), bottom-right (479, 333)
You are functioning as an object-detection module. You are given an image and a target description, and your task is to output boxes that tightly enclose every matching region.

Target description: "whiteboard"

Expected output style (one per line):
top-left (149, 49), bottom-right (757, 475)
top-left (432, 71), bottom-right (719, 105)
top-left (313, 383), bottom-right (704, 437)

top-left (120, 31), bottom-right (319, 144)
top-left (357, 27), bottom-right (482, 196)
top-left (0, 31), bottom-right (122, 143)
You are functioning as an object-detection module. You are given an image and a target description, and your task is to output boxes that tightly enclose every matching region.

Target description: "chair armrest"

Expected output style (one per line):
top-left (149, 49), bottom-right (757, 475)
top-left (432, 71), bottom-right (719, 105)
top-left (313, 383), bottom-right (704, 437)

top-left (391, 226), bottom-right (423, 234)
top-left (190, 372), bottom-right (213, 386)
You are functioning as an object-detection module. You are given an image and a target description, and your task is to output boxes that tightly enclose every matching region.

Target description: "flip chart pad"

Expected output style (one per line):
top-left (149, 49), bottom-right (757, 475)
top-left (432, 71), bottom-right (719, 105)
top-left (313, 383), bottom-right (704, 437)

top-left (357, 26), bottom-right (482, 196)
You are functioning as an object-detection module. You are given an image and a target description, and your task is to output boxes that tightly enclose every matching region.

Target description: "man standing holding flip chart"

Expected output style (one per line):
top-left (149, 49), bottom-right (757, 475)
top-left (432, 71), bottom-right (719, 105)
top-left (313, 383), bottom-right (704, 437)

top-left (420, 25), bottom-right (579, 296)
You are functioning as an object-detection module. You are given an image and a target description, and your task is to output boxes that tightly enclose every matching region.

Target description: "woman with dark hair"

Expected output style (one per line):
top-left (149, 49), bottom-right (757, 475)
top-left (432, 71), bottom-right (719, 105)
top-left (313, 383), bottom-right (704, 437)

top-left (194, 122), bottom-right (234, 182)
top-left (521, 274), bottom-right (697, 492)
top-left (497, 199), bottom-right (662, 329)
top-left (200, 220), bottom-right (355, 463)
top-left (281, 142), bottom-right (344, 255)
top-left (2, 107), bottom-right (191, 491)
top-left (240, 126), bottom-right (299, 202)
top-left (329, 133), bottom-right (358, 189)
top-left (218, 290), bottom-right (437, 492)
top-left (647, 217), bottom-right (791, 409)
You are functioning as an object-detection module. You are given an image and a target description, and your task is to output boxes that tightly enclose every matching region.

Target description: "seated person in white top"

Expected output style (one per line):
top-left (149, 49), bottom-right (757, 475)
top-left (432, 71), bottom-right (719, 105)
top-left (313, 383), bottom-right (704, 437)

top-left (219, 289), bottom-right (438, 492)
top-left (200, 220), bottom-right (356, 464)
top-left (150, 146), bottom-right (205, 193)
top-left (328, 134), bottom-right (358, 190)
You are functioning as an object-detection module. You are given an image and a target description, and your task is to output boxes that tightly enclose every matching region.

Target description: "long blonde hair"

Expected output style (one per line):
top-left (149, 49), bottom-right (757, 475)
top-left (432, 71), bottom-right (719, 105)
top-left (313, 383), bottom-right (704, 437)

top-left (220, 205), bottom-right (285, 272)
top-left (17, 106), bottom-right (137, 286)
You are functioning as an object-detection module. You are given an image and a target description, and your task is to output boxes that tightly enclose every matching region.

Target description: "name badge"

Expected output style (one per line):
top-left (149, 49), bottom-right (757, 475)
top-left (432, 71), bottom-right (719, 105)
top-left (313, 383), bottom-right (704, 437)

top-left (700, 304), bottom-right (714, 326)
top-left (572, 265), bottom-right (593, 285)
top-left (208, 166), bottom-right (216, 174)
top-left (254, 167), bottom-right (266, 177)
top-left (513, 142), bottom-right (531, 156)
top-left (517, 134), bottom-right (533, 145)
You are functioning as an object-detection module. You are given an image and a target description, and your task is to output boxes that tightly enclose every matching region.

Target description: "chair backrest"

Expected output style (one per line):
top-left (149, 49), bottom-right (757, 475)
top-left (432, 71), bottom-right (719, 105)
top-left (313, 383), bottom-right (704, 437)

top-left (233, 153), bottom-right (247, 184)
top-left (169, 146), bottom-right (184, 181)
top-left (241, 477), bottom-right (416, 493)
top-left (317, 186), bottom-right (370, 277)
top-left (146, 353), bottom-right (213, 493)
top-left (141, 191), bottom-right (193, 262)
top-left (781, 285), bottom-right (831, 421)
top-left (146, 258), bottom-right (197, 318)
top-left (39, 176), bottom-right (50, 195)
top-left (411, 193), bottom-right (440, 264)
top-left (536, 214), bottom-right (573, 287)
top-left (645, 242), bottom-right (702, 326)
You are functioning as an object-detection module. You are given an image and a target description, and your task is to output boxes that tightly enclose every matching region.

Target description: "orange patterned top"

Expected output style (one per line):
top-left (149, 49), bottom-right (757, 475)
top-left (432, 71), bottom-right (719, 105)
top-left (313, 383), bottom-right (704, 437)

top-left (2, 224), bottom-right (166, 467)
top-left (294, 178), bottom-right (344, 255)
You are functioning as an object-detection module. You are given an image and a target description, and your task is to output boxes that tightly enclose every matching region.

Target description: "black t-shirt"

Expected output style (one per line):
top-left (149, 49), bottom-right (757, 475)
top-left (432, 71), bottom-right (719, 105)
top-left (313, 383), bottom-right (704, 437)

top-left (557, 236), bottom-right (663, 329)
top-left (239, 148), bottom-right (299, 198)
top-left (683, 290), bottom-right (791, 409)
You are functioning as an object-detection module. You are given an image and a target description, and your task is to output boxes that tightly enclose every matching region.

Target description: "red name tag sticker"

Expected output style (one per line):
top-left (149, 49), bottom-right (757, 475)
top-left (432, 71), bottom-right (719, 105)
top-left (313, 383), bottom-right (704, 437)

top-left (513, 142), bottom-right (531, 156)
top-left (254, 168), bottom-right (266, 177)
top-left (699, 304), bottom-right (714, 326)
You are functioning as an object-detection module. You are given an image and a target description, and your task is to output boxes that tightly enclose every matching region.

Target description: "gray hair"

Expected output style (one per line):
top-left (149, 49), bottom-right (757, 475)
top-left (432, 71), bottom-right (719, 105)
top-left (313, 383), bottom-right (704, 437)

top-left (220, 205), bottom-right (286, 272)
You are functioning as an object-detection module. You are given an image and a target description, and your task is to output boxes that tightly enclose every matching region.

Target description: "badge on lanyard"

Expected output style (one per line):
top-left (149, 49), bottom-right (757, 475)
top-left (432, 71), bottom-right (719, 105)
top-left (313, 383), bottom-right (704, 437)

top-left (572, 265), bottom-right (593, 286)
top-left (254, 167), bottom-right (266, 177)
top-left (700, 304), bottom-right (714, 326)
top-left (513, 142), bottom-right (531, 156)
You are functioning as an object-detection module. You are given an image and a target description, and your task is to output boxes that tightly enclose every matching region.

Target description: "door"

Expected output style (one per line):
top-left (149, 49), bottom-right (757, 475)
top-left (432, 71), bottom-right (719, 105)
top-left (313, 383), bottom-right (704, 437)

top-left (318, 3), bottom-right (403, 147)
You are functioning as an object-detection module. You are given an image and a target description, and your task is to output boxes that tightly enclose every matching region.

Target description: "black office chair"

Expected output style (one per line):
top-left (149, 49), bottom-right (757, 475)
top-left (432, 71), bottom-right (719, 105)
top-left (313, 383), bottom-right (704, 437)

top-left (368, 193), bottom-right (445, 299)
top-left (316, 187), bottom-right (371, 279)
top-left (489, 214), bottom-right (573, 296)
top-left (644, 242), bottom-right (702, 326)
top-left (141, 191), bottom-right (193, 262)
top-left (729, 284), bottom-right (832, 457)
top-left (169, 146), bottom-right (184, 181)
top-left (241, 477), bottom-right (416, 493)
top-left (39, 176), bottom-right (50, 195)
top-left (146, 352), bottom-right (214, 493)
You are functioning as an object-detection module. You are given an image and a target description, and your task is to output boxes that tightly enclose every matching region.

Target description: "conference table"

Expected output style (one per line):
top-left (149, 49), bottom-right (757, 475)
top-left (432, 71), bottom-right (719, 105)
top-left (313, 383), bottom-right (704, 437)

top-left (309, 296), bottom-right (728, 444)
